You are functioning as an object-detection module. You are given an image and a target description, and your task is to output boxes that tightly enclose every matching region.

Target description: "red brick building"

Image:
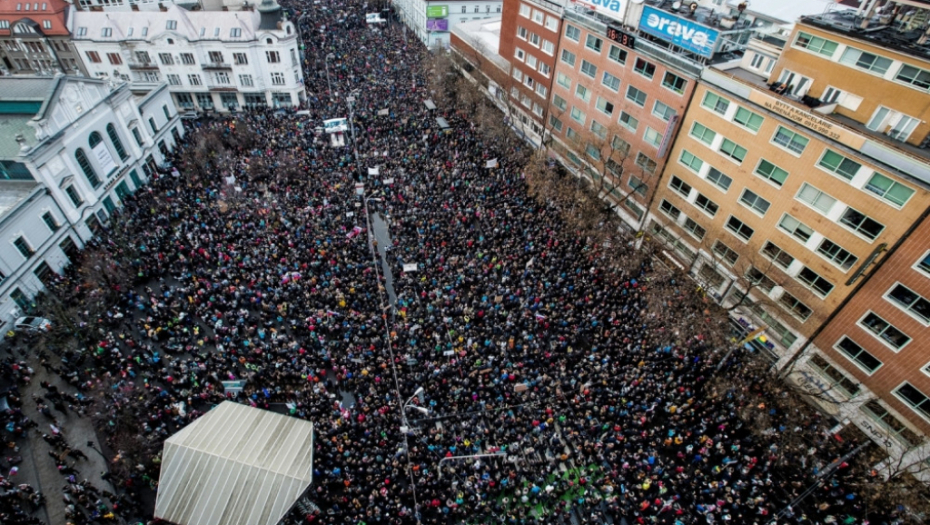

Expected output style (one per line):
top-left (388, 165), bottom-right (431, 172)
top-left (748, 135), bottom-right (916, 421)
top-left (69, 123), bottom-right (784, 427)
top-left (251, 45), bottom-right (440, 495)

top-left (0, 0), bottom-right (86, 76)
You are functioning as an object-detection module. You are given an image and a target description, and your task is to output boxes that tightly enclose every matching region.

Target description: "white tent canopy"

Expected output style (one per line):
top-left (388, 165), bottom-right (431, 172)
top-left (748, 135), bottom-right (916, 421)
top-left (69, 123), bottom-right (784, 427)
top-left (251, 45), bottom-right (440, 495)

top-left (155, 402), bottom-right (315, 525)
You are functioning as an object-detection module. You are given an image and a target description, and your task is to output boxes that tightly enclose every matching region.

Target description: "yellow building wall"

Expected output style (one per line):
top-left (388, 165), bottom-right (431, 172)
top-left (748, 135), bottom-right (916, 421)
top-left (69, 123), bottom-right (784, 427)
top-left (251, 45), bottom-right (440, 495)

top-left (653, 82), bottom-right (930, 339)
top-left (775, 22), bottom-right (930, 148)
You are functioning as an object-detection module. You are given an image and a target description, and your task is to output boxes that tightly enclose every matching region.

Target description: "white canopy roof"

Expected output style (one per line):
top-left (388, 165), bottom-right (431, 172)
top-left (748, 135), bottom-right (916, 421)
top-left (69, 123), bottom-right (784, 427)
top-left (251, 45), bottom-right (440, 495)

top-left (154, 402), bottom-right (315, 525)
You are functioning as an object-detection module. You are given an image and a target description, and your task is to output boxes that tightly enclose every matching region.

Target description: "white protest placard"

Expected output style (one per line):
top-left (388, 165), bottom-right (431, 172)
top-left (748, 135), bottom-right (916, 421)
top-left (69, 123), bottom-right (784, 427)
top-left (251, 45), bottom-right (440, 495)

top-left (486, 158), bottom-right (499, 169)
top-left (402, 263), bottom-right (418, 272)
top-left (92, 142), bottom-right (118, 175)
top-left (383, 178), bottom-right (394, 185)
top-left (368, 167), bottom-right (380, 176)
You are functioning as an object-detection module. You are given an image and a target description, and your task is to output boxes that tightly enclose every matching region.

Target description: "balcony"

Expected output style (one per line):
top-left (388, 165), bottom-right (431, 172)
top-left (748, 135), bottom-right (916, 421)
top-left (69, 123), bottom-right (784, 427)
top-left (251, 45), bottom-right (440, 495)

top-left (128, 61), bottom-right (159, 70)
top-left (202, 62), bottom-right (233, 70)
top-left (207, 83), bottom-right (237, 92)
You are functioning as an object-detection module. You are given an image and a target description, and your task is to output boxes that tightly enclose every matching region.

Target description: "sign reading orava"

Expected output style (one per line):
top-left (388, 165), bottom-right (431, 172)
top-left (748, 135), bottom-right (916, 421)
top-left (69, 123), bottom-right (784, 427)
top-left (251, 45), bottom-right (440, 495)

top-left (639, 6), bottom-right (719, 58)
top-left (572, 0), bottom-right (625, 24)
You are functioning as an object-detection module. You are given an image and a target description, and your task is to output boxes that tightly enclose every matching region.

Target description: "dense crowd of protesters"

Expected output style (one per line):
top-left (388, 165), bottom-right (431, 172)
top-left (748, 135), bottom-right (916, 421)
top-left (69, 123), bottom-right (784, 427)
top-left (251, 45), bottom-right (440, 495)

top-left (0, 1), bottom-right (898, 524)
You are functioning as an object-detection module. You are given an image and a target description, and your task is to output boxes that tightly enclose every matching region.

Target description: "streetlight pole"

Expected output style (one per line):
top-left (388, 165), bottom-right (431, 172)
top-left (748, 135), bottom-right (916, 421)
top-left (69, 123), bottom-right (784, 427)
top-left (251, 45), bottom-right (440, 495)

top-left (324, 53), bottom-right (334, 98)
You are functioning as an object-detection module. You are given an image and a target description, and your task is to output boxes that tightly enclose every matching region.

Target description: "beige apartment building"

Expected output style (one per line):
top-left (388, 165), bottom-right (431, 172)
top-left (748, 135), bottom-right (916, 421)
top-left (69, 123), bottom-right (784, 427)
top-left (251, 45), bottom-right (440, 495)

top-left (648, 18), bottom-right (930, 362)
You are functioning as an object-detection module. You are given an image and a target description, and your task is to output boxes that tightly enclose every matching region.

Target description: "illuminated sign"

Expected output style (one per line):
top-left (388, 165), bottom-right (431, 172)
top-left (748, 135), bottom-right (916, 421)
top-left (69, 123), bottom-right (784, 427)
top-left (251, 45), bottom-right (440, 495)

top-left (572, 0), bottom-right (625, 23)
top-left (426, 5), bottom-right (448, 18)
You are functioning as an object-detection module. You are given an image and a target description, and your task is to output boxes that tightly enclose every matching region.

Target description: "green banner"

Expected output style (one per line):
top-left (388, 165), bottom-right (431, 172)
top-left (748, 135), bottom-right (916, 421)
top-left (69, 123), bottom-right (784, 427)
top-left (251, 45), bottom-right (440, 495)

top-left (426, 5), bottom-right (448, 17)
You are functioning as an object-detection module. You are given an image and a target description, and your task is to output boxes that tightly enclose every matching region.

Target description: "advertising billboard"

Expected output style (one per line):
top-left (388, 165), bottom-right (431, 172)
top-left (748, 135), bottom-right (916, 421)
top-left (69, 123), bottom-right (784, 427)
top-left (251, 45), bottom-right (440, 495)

top-left (573, 0), bottom-right (625, 24)
top-left (426, 18), bottom-right (449, 31)
top-left (426, 5), bottom-right (448, 18)
top-left (639, 6), bottom-right (719, 58)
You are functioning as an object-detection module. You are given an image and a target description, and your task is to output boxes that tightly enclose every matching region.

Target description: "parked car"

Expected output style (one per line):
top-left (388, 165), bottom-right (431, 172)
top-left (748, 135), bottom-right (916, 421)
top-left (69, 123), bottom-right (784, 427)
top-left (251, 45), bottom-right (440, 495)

top-left (14, 316), bottom-right (52, 332)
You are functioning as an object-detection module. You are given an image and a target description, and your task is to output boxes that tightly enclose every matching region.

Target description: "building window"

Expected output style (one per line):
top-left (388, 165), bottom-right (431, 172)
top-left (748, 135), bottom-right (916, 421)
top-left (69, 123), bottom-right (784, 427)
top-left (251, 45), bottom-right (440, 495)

top-left (166, 20), bottom-right (177, 30)
top-left (613, 136), bottom-right (631, 156)
top-left (574, 84), bottom-right (590, 103)
top-left (625, 86), bottom-right (646, 107)
top-left (733, 107), bottom-right (764, 132)
top-left (541, 40), bottom-right (554, 55)
top-left (627, 174), bottom-right (646, 195)
top-left (208, 51), bottom-right (224, 64)
top-left (590, 120), bottom-right (607, 139)
top-left (617, 111), bottom-right (638, 132)
top-left (86, 51), bottom-right (101, 63)
top-left (552, 94), bottom-right (567, 111)
top-left (608, 45), bottom-right (627, 65)
top-left (719, 139), bottom-right (746, 163)
top-left (580, 60), bottom-right (597, 78)
top-left (864, 173), bottom-right (914, 207)
top-left (712, 240), bottom-right (739, 266)
top-left (886, 284), bottom-right (930, 324)
top-left (633, 58), bottom-right (655, 79)
top-left (894, 64), bottom-right (930, 91)
top-left (514, 47), bottom-right (525, 61)
top-left (13, 236), bottom-right (33, 258)
top-left (778, 214), bottom-right (813, 243)
top-left (549, 115), bottom-right (563, 132)
top-left (702, 91), bottom-right (729, 115)
top-left (180, 53), bottom-right (195, 65)
top-left (746, 266), bottom-right (777, 293)
top-left (862, 400), bottom-right (923, 446)
top-left (754, 159), bottom-right (788, 186)
top-left (772, 126), bottom-right (809, 154)
top-left (794, 32), bottom-right (838, 57)
top-left (840, 47), bottom-right (892, 75)
top-left (659, 199), bottom-right (681, 221)
top-left (585, 34), bottom-right (602, 53)
top-left (662, 72), bottom-right (687, 94)
top-left (683, 218), bottom-right (706, 240)
top-left (797, 267), bottom-right (834, 297)
top-left (652, 101), bottom-right (675, 122)
top-left (131, 127), bottom-right (144, 146)
top-left (635, 153), bottom-right (656, 173)
top-left (595, 97), bottom-right (614, 117)
top-left (167, 74), bottom-right (181, 86)
top-left (106, 123), bottom-right (127, 160)
top-left (271, 72), bottom-right (286, 85)
top-left (895, 383), bottom-right (930, 422)
top-left (600, 71), bottom-right (620, 92)
top-left (808, 354), bottom-right (860, 398)
top-left (65, 185), bottom-right (83, 207)
top-left (42, 211), bottom-right (59, 231)
top-left (817, 149), bottom-right (861, 181)
top-left (796, 183), bottom-right (836, 214)
top-left (75, 148), bottom-right (99, 188)
top-left (916, 252), bottom-right (930, 275)
top-left (101, 27), bottom-right (112, 37)
top-left (839, 207), bottom-right (884, 240)
top-left (690, 122), bottom-right (716, 145)
top-left (556, 72), bottom-right (570, 89)
top-left (739, 189), bottom-right (770, 216)
top-left (188, 74), bottom-right (202, 86)
top-left (706, 168), bottom-right (731, 192)
top-left (725, 216), bottom-right (754, 241)
top-left (779, 291), bottom-right (812, 321)
top-left (694, 193), bottom-right (718, 217)
top-left (813, 239), bottom-right (857, 272)
top-left (836, 335), bottom-right (885, 373)
top-left (233, 53), bottom-right (248, 65)
top-left (149, 117), bottom-right (157, 133)
top-left (643, 127), bottom-right (662, 148)
top-left (759, 241), bottom-right (794, 269)
top-left (570, 106), bottom-right (586, 125)
top-left (230, 27), bottom-right (242, 38)
top-left (860, 311), bottom-right (911, 350)
top-left (560, 50), bottom-right (576, 68)
top-left (669, 176), bottom-right (691, 198)
top-left (679, 150), bottom-right (703, 173)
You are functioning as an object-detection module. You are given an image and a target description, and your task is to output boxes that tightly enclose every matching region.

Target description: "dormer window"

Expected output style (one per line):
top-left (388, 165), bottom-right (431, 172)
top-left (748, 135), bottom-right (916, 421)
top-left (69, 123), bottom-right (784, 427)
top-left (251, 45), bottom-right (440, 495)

top-left (166, 20), bottom-right (177, 30)
top-left (42, 20), bottom-right (50, 29)
top-left (230, 28), bottom-right (241, 37)
top-left (142, 27), bottom-right (148, 37)
top-left (127, 27), bottom-right (133, 36)
top-left (77, 27), bottom-right (86, 36)
top-left (101, 27), bottom-right (111, 37)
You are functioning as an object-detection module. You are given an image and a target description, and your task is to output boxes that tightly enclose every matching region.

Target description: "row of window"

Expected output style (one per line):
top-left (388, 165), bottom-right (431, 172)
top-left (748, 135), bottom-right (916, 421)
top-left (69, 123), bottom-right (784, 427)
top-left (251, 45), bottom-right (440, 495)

top-left (518, 4), bottom-right (559, 32)
top-left (794, 30), bottom-right (930, 92)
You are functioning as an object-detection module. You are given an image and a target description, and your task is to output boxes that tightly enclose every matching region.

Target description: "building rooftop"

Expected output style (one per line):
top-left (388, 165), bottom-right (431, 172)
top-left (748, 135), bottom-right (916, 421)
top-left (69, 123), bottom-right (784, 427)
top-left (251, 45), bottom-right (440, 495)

top-left (0, 77), bottom-right (51, 161)
top-left (801, 4), bottom-right (930, 62)
top-left (0, 0), bottom-right (71, 37)
top-left (0, 181), bottom-right (40, 221)
top-left (452, 17), bottom-right (509, 70)
top-left (725, 0), bottom-right (853, 25)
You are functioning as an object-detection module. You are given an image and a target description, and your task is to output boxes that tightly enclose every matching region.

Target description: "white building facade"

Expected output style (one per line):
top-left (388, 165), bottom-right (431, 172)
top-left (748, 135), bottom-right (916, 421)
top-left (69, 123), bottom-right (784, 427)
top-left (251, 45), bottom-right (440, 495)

top-left (68, 2), bottom-right (304, 112)
top-left (394, 0), bottom-right (503, 49)
top-left (0, 75), bottom-right (181, 325)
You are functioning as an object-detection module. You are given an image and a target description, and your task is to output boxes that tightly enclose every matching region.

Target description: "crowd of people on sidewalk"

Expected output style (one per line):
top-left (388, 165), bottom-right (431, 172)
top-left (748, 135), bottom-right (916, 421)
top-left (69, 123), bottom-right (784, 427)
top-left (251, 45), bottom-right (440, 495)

top-left (0, 1), bottom-right (895, 524)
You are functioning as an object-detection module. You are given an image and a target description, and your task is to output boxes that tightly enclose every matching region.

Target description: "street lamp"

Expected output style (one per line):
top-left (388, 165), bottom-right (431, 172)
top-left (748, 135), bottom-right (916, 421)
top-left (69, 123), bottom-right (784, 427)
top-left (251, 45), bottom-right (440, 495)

top-left (324, 53), bottom-right (334, 97)
top-left (400, 386), bottom-right (428, 432)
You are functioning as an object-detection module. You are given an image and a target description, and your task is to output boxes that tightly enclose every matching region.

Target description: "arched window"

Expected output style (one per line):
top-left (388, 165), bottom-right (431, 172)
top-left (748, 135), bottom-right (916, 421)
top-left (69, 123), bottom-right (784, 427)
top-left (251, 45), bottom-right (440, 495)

top-left (106, 123), bottom-right (127, 160)
top-left (75, 148), bottom-right (100, 188)
top-left (88, 131), bottom-right (102, 148)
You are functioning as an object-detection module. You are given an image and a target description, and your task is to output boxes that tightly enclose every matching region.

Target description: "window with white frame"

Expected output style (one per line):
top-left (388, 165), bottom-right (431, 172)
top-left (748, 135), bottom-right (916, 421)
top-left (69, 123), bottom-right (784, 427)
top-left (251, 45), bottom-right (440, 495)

top-left (618, 111), bottom-right (638, 132)
top-left (560, 49), bottom-right (576, 66)
top-left (739, 189), bottom-right (770, 216)
top-left (894, 383), bottom-right (930, 421)
top-left (725, 215), bottom-right (754, 241)
top-left (643, 127), bottom-right (662, 148)
top-left (652, 100), bottom-right (675, 122)
top-left (796, 183), bottom-right (837, 214)
top-left (886, 284), bottom-right (930, 324)
top-left (864, 173), bottom-right (915, 207)
top-left (859, 311), bottom-right (911, 350)
top-left (797, 266), bottom-right (834, 297)
top-left (778, 214), bottom-right (813, 243)
top-left (817, 238), bottom-right (858, 270)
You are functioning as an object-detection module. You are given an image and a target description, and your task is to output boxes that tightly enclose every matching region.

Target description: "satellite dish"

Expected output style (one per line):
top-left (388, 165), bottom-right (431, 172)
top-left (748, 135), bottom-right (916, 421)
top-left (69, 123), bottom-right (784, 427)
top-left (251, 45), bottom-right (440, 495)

top-left (672, 1), bottom-right (682, 9)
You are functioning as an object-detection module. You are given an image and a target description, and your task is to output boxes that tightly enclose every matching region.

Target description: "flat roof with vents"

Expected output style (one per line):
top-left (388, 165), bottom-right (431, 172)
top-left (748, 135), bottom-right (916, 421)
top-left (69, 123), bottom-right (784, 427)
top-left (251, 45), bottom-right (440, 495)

top-left (154, 402), bottom-right (315, 525)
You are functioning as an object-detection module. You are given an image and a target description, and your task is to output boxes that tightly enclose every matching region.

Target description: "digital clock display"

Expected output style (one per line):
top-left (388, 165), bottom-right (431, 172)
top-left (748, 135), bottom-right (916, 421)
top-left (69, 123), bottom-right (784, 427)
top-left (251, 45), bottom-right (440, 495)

top-left (606, 26), bottom-right (635, 49)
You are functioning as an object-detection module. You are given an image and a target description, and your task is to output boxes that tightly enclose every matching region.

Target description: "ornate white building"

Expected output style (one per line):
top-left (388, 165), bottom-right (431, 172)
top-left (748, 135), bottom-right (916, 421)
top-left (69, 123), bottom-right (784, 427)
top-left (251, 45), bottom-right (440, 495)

top-left (0, 74), bottom-right (180, 325)
top-left (68, 1), bottom-right (304, 112)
